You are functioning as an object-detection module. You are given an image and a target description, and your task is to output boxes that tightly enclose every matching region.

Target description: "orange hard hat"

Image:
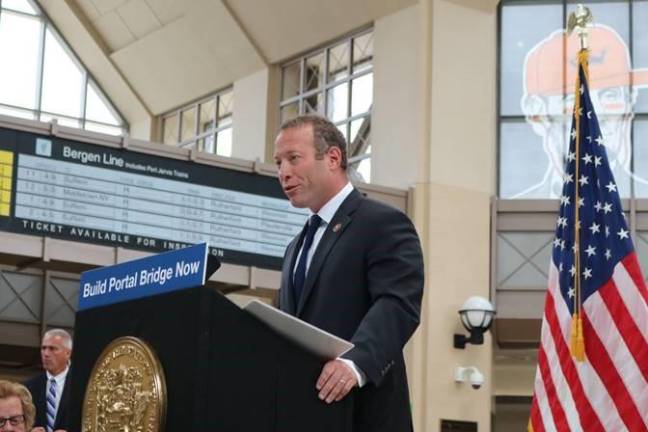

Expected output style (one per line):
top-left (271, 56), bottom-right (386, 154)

top-left (524, 25), bottom-right (648, 96)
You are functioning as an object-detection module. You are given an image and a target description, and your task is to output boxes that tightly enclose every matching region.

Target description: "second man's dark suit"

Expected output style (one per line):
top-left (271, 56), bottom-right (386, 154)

top-left (279, 188), bottom-right (424, 432)
top-left (24, 371), bottom-right (71, 431)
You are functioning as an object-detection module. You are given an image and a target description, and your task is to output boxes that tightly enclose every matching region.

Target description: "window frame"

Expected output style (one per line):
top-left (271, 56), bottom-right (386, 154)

top-left (160, 86), bottom-right (233, 156)
top-left (0, 0), bottom-right (127, 135)
top-left (497, 0), bottom-right (647, 199)
top-left (278, 26), bottom-right (374, 182)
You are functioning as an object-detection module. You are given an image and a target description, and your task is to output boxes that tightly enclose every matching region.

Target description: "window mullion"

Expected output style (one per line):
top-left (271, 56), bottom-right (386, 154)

top-left (80, 74), bottom-right (88, 129)
top-left (323, 47), bottom-right (330, 117)
top-left (346, 54), bottom-right (353, 130)
top-left (193, 102), bottom-right (199, 145)
top-left (299, 57), bottom-right (306, 115)
top-left (35, 19), bottom-right (47, 116)
top-left (177, 110), bottom-right (183, 145)
top-left (214, 94), bottom-right (220, 154)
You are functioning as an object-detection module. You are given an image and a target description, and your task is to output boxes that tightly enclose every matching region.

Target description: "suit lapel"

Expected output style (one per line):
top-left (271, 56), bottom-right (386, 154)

top-left (280, 229), bottom-right (305, 315)
top-left (56, 373), bottom-right (70, 426)
top-left (37, 373), bottom-right (47, 424)
top-left (296, 190), bottom-right (362, 316)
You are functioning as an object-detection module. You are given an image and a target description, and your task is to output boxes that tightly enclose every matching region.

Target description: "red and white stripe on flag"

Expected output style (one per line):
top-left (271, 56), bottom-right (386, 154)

top-left (528, 252), bottom-right (648, 432)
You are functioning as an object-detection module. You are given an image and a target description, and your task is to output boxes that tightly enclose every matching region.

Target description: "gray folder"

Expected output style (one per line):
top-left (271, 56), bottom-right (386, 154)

top-left (243, 299), bottom-right (353, 359)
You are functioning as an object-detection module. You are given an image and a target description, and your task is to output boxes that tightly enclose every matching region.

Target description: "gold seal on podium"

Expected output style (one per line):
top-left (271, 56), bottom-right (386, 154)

top-left (82, 336), bottom-right (166, 432)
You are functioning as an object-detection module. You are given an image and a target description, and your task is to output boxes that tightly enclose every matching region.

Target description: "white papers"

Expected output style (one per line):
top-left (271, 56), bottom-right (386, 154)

top-left (243, 300), bottom-right (353, 360)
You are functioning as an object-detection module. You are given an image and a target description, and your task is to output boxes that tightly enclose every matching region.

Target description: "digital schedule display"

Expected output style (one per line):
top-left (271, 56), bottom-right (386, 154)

top-left (0, 127), bottom-right (307, 269)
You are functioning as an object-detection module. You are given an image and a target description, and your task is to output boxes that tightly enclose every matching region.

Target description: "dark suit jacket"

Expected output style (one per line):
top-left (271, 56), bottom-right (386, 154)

top-left (279, 189), bottom-right (424, 432)
top-left (24, 370), bottom-right (71, 431)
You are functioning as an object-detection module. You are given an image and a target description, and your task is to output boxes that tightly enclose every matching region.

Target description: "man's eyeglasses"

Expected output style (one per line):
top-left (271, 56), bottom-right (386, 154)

top-left (0, 415), bottom-right (25, 428)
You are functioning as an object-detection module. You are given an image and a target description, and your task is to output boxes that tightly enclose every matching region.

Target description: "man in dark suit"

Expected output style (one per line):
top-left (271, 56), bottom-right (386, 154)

top-left (24, 329), bottom-right (72, 432)
top-left (273, 115), bottom-right (424, 432)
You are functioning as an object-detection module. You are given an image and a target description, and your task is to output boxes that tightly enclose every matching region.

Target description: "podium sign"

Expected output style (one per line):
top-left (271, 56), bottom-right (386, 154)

top-left (70, 243), bottom-right (352, 431)
top-left (78, 243), bottom-right (209, 311)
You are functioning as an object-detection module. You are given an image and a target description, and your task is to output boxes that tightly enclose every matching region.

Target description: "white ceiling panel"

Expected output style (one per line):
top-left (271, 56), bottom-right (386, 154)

top-left (143, 0), bottom-right (188, 24)
top-left (88, 0), bottom-right (128, 15)
top-left (74, 0), bottom-right (101, 21)
top-left (111, 0), bottom-right (264, 114)
top-left (117, 0), bottom-right (162, 39)
top-left (226, 0), bottom-right (417, 62)
top-left (92, 10), bottom-right (135, 52)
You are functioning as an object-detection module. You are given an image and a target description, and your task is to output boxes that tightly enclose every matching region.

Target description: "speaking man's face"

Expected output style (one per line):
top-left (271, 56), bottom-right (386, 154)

top-left (274, 125), bottom-right (337, 213)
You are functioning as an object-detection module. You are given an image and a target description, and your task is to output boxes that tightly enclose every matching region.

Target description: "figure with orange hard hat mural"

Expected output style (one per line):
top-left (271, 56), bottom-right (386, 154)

top-left (516, 24), bottom-right (648, 198)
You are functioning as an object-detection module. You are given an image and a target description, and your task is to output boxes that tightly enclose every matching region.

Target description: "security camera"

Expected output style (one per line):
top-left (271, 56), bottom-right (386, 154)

top-left (454, 366), bottom-right (484, 390)
top-left (469, 368), bottom-right (484, 389)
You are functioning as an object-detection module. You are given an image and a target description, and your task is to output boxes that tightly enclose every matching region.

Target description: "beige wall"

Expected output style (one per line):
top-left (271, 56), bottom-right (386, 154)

top-left (372, 5), bottom-right (423, 188)
top-left (494, 360), bottom-right (536, 397)
top-left (372, 1), bottom-right (498, 431)
top-left (418, 184), bottom-right (494, 431)
top-left (494, 401), bottom-right (532, 432)
top-left (425, 0), bottom-right (498, 428)
top-left (232, 68), bottom-right (271, 161)
top-left (428, 0), bottom-right (497, 193)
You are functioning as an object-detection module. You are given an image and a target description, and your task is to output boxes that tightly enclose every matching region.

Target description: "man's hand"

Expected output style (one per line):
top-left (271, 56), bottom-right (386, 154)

top-left (316, 359), bottom-right (357, 403)
top-left (31, 428), bottom-right (45, 432)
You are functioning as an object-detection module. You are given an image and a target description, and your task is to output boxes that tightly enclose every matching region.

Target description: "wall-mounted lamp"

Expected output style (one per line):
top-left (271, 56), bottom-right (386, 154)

top-left (454, 366), bottom-right (484, 390)
top-left (453, 296), bottom-right (495, 349)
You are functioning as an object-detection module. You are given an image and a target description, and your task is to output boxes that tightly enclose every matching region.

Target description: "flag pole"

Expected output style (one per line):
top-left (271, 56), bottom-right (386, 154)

top-left (567, 3), bottom-right (593, 362)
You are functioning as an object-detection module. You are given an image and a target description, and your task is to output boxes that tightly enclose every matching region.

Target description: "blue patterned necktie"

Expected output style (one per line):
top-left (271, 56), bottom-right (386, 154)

top-left (46, 378), bottom-right (57, 432)
top-left (293, 214), bottom-right (322, 303)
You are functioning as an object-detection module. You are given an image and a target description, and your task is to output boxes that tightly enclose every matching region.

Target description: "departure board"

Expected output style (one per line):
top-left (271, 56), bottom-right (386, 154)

top-left (0, 127), bottom-right (307, 269)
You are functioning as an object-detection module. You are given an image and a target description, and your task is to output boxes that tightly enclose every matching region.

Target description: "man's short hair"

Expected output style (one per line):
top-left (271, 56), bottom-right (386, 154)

top-left (279, 115), bottom-right (348, 169)
top-left (0, 380), bottom-right (36, 430)
top-left (43, 328), bottom-right (73, 350)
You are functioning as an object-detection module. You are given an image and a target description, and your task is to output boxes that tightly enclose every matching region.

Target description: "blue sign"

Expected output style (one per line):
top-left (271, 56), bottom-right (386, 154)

top-left (78, 243), bottom-right (209, 311)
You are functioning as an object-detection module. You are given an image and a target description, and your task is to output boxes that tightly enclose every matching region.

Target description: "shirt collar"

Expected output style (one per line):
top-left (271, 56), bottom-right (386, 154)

top-left (46, 365), bottom-right (69, 383)
top-left (312, 182), bottom-right (353, 224)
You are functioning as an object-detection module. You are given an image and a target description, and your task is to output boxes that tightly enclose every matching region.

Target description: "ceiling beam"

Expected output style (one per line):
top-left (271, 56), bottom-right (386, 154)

top-left (221, 0), bottom-right (269, 66)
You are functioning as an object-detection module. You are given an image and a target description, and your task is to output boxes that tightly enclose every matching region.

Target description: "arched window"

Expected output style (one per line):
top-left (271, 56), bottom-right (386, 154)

top-left (0, 0), bottom-right (126, 135)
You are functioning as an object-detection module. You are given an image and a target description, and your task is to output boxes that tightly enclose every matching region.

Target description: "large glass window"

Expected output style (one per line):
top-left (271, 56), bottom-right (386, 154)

top-left (499, 1), bottom-right (648, 198)
top-left (0, 0), bottom-right (126, 135)
top-left (495, 3), bottom-right (648, 412)
top-left (161, 87), bottom-right (233, 157)
top-left (279, 28), bottom-right (373, 183)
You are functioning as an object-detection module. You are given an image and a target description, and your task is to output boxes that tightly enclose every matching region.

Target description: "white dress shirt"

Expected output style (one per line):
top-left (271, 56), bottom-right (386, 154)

top-left (294, 182), bottom-right (367, 387)
top-left (46, 365), bottom-right (69, 415)
top-left (293, 181), bottom-right (354, 275)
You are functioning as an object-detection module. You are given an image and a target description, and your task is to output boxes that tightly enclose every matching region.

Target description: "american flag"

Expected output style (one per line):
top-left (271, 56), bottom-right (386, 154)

top-left (528, 51), bottom-right (648, 431)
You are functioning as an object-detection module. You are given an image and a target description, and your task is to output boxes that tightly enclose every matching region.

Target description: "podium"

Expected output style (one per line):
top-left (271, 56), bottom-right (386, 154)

top-left (67, 245), bottom-right (353, 431)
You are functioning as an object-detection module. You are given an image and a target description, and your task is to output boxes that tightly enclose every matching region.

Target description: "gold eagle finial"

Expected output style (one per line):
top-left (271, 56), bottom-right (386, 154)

top-left (567, 4), bottom-right (594, 49)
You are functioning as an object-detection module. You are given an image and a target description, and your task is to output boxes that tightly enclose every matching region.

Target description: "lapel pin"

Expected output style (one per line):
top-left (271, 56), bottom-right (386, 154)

top-left (332, 223), bottom-right (342, 233)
